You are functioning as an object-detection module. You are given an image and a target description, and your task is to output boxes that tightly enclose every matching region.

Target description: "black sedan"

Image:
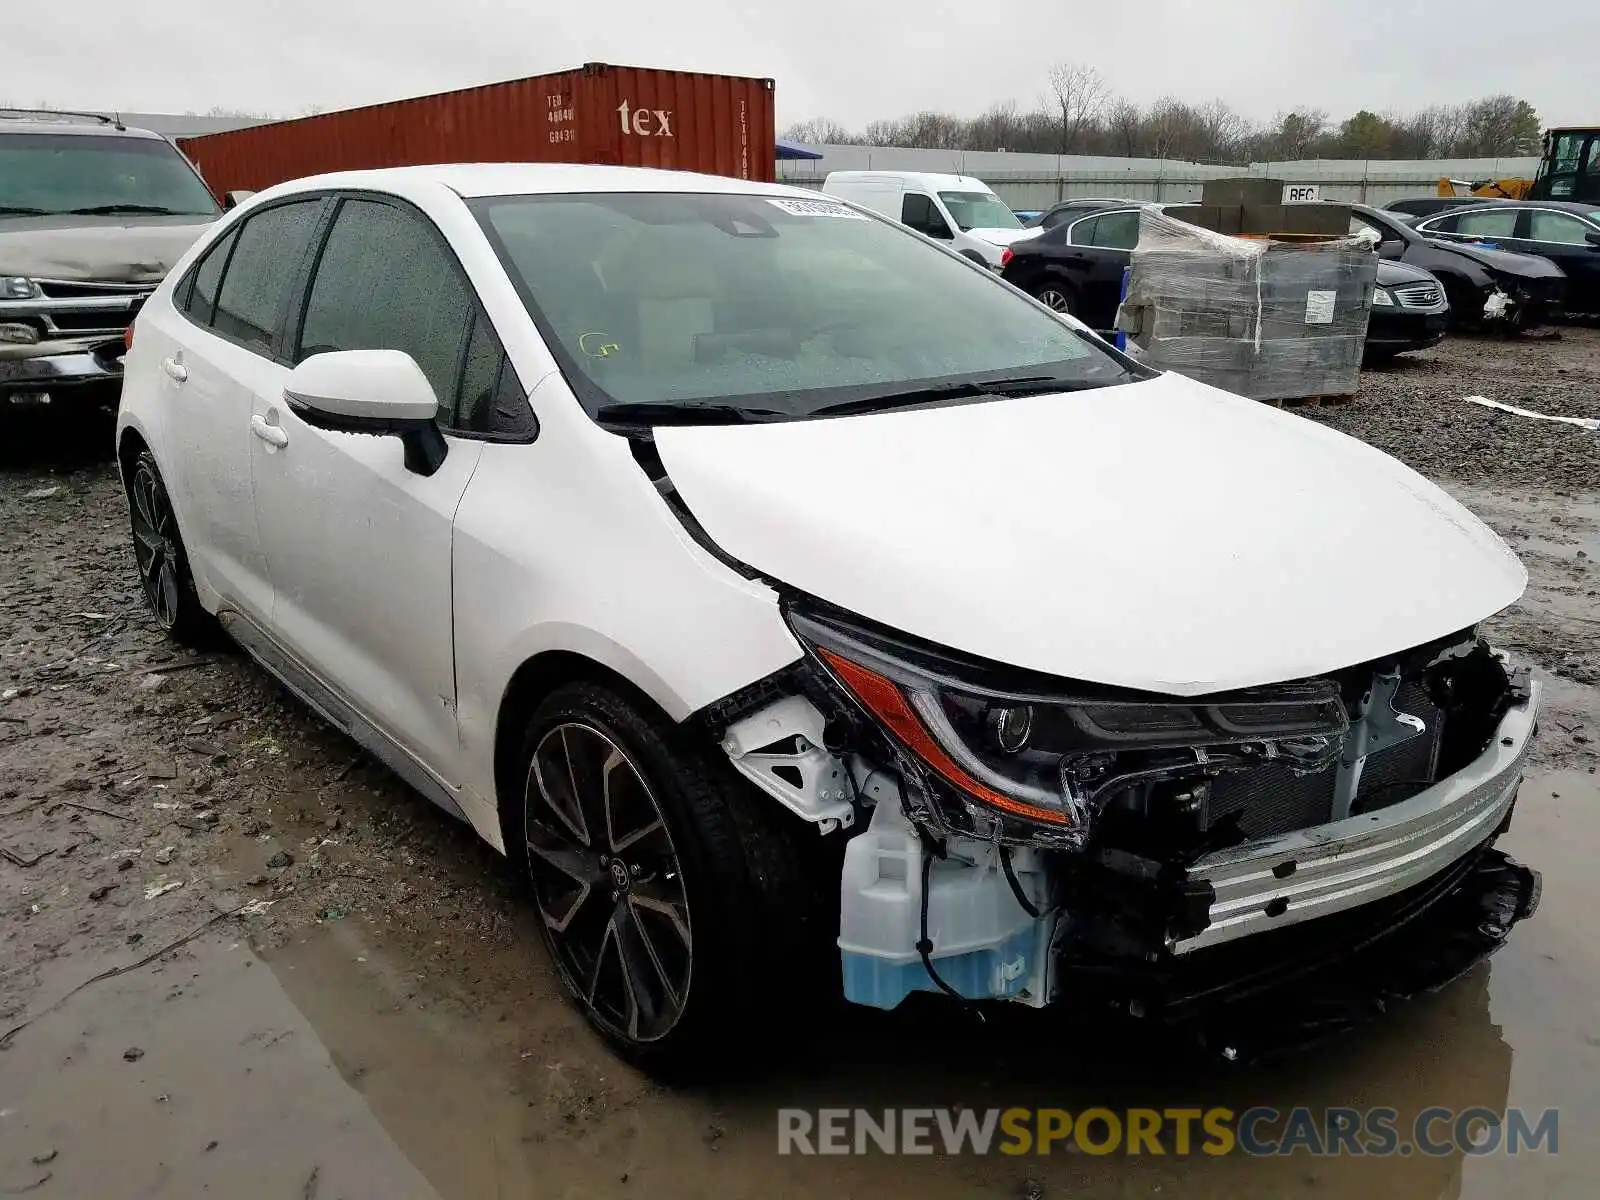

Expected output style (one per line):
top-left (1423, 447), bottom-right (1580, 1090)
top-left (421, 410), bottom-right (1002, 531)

top-left (1410, 200), bottom-right (1600, 314)
top-left (1384, 196), bottom-right (1495, 219)
top-left (1365, 260), bottom-right (1451, 358)
top-left (1349, 204), bottom-right (1566, 329)
top-left (999, 201), bottom-right (1451, 356)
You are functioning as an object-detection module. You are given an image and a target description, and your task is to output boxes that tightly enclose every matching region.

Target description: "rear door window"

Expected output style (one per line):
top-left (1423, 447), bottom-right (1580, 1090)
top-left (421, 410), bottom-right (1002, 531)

top-left (211, 200), bottom-right (324, 354)
top-left (1067, 214), bottom-right (1100, 246)
top-left (1089, 209), bottom-right (1140, 249)
top-left (1452, 209), bottom-right (1519, 239)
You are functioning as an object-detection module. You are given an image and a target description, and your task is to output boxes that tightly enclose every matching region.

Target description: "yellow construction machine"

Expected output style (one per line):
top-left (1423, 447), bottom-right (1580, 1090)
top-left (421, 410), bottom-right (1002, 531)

top-left (1435, 127), bottom-right (1600, 203)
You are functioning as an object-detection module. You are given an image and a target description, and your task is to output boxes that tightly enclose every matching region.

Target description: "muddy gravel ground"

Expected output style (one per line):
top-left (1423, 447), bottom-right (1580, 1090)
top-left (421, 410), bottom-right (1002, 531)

top-left (1, 331), bottom-right (1598, 1199)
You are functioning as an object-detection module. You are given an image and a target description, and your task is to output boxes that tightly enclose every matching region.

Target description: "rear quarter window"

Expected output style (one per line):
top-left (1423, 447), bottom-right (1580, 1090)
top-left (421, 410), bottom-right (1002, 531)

top-left (211, 200), bottom-right (325, 354)
top-left (178, 227), bottom-right (239, 326)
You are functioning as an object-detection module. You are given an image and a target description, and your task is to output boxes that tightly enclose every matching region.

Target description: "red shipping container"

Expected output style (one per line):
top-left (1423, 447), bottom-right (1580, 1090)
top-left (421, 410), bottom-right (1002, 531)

top-left (178, 62), bottom-right (776, 196)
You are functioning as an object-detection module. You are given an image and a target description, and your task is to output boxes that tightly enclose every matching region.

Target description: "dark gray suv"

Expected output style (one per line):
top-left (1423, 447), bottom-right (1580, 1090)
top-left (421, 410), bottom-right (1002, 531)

top-left (0, 110), bottom-right (219, 417)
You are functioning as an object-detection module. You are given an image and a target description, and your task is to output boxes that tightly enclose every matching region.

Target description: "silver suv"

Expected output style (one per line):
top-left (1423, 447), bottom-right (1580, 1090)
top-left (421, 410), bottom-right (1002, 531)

top-left (0, 110), bottom-right (220, 416)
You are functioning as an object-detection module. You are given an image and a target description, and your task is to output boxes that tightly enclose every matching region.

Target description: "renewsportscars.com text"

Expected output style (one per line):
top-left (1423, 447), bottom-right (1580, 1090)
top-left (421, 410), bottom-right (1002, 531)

top-left (776, 1106), bottom-right (1559, 1157)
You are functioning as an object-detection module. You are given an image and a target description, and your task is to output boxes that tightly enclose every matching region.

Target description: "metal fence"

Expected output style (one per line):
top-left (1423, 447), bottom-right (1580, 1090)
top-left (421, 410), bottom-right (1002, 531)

top-left (776, 145), bottom-right (1542, 209)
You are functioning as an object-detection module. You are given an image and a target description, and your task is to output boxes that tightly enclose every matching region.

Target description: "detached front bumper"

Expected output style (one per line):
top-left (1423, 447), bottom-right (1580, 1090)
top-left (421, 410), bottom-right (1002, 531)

top-left (1177, 677), bottom-right (1538, 954)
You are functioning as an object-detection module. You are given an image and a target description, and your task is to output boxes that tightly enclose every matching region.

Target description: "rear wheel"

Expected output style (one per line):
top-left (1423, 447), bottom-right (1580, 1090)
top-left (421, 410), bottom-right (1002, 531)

top-left (1033, 282), bottom-right (1076, 315)
top-left (510, 681), bottom-right (834, 1075)
top-left (126, 449), bottom-right (214, 644)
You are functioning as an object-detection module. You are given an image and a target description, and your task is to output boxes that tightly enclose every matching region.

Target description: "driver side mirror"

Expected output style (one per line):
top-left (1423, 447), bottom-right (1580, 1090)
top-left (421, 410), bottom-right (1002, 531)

top-left (222, 190), bottom-right (256, 211)
top-left (1587, 230), bottom-right (1600, 250)
top-left (284, 350), bottom-right (447, 476)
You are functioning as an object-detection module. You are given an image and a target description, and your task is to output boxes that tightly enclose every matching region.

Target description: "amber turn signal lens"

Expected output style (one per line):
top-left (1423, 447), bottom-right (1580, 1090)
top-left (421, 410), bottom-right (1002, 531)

top-left (816, 647), bottom-right (1073, 828)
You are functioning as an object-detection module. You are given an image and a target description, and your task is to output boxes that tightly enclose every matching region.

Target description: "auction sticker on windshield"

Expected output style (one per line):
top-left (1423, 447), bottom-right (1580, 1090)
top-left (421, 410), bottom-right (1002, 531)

top-left (765, 197), bottom-right (869, 219)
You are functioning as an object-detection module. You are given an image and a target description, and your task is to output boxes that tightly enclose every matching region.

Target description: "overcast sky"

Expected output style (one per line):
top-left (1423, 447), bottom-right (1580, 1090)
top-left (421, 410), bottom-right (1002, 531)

top-left (8, 0), bottom-right (1598, 131)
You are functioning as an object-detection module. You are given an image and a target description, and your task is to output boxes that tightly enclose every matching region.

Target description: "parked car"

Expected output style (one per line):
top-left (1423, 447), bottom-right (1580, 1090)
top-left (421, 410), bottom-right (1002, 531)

top-left (820, 171), bottom-right (1037, 268)
top-left (1384, 196), bottom-right (1496, 219)
top-left (1023, 198), bottom-right (1140, 229)
top-left (1364, 259), bottom-right (1452, 357)
top-left (0, 110), bottom-right (220, 418)
top-left (1409, 200), bottom-right (1600, 314)
top-left (999, 201), bottom-right (1451, 357)
top-left (1349, 204), bottom-right (1566, 329)
top-left (118, 164), bottom-right (1542, 1072)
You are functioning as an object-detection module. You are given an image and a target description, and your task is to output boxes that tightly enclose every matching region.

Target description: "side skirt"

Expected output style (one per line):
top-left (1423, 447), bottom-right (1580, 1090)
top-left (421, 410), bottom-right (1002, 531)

top-left (217, 610), bottom-right (470, 824)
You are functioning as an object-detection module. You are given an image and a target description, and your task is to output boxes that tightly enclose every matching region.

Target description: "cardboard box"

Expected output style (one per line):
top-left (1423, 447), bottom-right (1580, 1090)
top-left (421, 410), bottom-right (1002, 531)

top-left (1238, 203), bottom-right (1354, 237)
top-left (1200, 177), bottom-right (1285, 207)
top-left (1171, 204), bottom-right (1243, 235)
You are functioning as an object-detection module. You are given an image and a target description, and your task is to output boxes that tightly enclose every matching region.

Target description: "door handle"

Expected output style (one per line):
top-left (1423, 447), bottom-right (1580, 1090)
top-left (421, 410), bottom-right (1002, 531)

top-left (250, 414), bottom-right (289, 448)
top-left (161, 356), bottom-right (188, 383)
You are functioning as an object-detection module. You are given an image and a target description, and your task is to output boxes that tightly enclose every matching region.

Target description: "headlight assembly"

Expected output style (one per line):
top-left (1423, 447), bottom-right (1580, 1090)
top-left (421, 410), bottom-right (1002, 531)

top-left (0, 277), bottom-right (41, 300)
top-left (791, 609), bottom-right (1349, 845)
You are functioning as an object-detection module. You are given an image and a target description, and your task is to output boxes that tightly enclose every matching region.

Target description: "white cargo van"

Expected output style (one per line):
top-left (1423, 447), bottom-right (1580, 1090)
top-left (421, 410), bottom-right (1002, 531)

top-left (821, 171), bottom-right (1037, 269)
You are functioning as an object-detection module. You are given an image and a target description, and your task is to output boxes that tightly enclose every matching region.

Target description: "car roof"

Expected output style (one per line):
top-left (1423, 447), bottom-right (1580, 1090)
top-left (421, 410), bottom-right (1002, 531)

top-left (0, 110), bottom-right (166, 140)
top-left (256, 162), bottom-right (825, 202)
top-left (1420, 198), bottom-right (1600, 217)
top-left (1048, 198), bottom-right (1137, 211)
top-left (823, 170), bottom-right (992, 191)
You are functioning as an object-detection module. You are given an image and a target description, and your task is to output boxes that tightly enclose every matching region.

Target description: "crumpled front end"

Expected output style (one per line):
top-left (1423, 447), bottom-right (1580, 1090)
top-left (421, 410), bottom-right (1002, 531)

top-left (1, 278), bottom-right (147, 407)
top-left (703, 602), bottom-right (1542, 1040)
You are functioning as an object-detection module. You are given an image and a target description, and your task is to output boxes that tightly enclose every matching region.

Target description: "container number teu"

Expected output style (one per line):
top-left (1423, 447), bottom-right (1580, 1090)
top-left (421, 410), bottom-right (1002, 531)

top-left (618, 101), bottom-right (675, 137)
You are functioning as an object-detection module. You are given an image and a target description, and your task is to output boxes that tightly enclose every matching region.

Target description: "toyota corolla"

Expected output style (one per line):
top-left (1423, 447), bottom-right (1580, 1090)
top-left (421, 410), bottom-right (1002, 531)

top-left (115, 165), bottom-right (1541, 1072)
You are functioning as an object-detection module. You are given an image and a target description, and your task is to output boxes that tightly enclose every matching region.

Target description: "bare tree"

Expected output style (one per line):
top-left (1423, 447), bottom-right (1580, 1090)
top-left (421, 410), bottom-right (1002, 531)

top-left (206, 105), bottom-right (274, 119)
top-left (1104, 99), bottom-right (1143, 157)
top-left (781, 117), bottom-right (856, 145)
top-left (1267, 109), bottom-right (1328, 160)
top-left (967, 100), bottom-right (1020, 151)
top-left (1044, 63), bottom-right (1108, 156)
top-left (1147, 97), bottom-right (1203, 161)
top-left (861, 118), bottom-right (906, 146)
top-left (1196, 99), bottom-right (1249, 163)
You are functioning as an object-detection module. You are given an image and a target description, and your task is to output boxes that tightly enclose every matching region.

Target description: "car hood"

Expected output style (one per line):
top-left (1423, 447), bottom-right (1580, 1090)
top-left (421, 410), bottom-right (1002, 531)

top-left (0, 214), bottom-right (217, 283)
top-left (1423, 238), bottom-right (1566, 279)
top-left (968, 226), bottom-right (1040, 247)
top-left (654, 372), bottom-right (1526, 696)
top-left (1376, 258), bottom-right (1439, 287)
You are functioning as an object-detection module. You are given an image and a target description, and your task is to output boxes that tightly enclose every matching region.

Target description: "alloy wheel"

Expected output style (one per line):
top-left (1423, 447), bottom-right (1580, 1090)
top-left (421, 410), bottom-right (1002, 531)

top-left (524, 722), bottom-right (692, 1043)
top-left (1037, 287), bottom-right (1073, 314)
top-left (129, 463), bottom-right (181, 630)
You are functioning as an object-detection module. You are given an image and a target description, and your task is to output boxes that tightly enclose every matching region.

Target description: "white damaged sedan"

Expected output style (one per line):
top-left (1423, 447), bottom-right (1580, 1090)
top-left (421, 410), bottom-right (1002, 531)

top-left (116, 164), bottom-right (1542, 1071)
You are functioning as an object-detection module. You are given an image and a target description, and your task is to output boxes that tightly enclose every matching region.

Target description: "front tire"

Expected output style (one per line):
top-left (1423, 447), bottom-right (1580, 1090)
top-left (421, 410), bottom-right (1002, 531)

top-left (510, 681), bottom-right (833, 1075)
top-left (125, 449), bottom-right (214, 644)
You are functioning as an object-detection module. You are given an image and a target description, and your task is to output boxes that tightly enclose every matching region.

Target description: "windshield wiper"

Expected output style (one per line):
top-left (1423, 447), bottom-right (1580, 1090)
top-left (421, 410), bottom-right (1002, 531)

top-left (593, 401), bottom-right (790, 428)
top-left (64, 204), bottom-right (200, 216)
top-left (808, 374), bottom-right (1101, 419)
top-left (0, 205), bottom-right (50, 215)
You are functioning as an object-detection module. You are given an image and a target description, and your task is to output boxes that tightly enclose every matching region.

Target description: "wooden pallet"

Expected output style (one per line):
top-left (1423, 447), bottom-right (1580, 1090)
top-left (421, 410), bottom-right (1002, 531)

top-left (1266, 393), bottom-right (1356, 408)
top-left (1235, 232), bottom-right (1349, 244)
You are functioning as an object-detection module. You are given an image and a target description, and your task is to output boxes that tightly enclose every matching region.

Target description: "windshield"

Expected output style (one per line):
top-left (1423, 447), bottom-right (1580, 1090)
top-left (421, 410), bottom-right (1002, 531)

top-left (0, 133), bottom-right (219, 217)
top-left (937, 191), bottom-right (1022, 231)
top-left (472, 191), bottom-right (1141, 424)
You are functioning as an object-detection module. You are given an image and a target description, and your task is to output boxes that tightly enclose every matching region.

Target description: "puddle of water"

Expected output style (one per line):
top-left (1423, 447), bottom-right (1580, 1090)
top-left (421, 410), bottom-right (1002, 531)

top-left (0, 935), bottom-right (436, 1198)
top-left (3, 770), bottom-right (1596, 1199)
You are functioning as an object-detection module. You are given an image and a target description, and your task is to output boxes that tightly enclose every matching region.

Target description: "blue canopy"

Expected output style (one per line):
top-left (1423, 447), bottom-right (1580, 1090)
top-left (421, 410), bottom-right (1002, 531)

top-left (776, 140), bottom-right (824, 161)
